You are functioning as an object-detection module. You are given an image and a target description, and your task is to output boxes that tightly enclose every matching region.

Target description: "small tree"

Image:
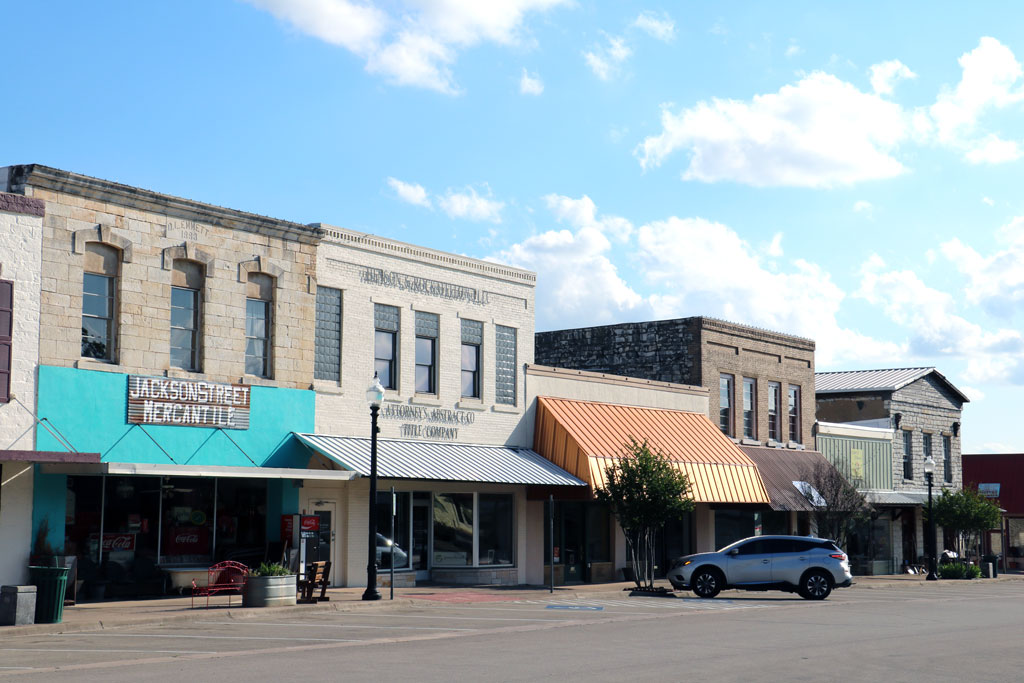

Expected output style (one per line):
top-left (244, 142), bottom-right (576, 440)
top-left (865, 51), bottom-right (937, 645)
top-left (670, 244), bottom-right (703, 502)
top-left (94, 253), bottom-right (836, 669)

top-left (595, 439), bottom-right (693, 589)
top-left (798, 459), bottom-right (872, 550)
top-left (929, 487), bottom-right (1001, 560)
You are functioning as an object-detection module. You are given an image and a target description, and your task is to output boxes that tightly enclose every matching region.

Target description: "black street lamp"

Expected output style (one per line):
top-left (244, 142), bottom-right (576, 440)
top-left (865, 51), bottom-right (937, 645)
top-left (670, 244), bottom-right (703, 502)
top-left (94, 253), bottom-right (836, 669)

top-left (362, 374), bottom-right (385, 601)
top-left (924, 455), bottom-right (938, 581)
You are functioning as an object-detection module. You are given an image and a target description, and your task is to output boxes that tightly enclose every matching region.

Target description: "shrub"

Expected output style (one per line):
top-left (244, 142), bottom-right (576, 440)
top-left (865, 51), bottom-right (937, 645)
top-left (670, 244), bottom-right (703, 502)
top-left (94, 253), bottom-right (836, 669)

top-left (253, 562), bottom-right (292, 577)
top-left (938, 563), bottom-right (982, 580)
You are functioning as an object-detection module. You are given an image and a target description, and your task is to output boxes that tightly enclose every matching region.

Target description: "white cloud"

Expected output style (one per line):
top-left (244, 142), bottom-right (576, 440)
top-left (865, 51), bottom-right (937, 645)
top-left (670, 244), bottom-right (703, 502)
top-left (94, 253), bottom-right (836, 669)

top-left (939, 216), bottom-right (1024, 317)
top-left (853, 200), bottom-right (874, 215)
top-left (519, 68), bottom-right (544, 95)
top-left (386, 177), bottom-right (432, 208)
top-left (960, 385), bottom-right (985, 402)
top-left (439, 186), bottom-right (505, 222)
top-left (983, 196), bottom-right (995, 206)
top-left (869, 59), bottom-right (917, 96)
top-left (855, 253), bottom-right (1024, 362)
top-left (245, 0), bottom-right (569, 95)
top-left (633, 11), bottom-right (675, 42)
top-left (928, 37), bottom-right (1024, 163)
top-left (785, 40), bottom-right (802, 58)
top-left (635, 71), bottom-right (909, 187)
top-left (766, 232), bottom-right (783, 257)
top-left (543, 193), bottom-right (633, 243)
top-left (584, 33), bottom-right (631, 81)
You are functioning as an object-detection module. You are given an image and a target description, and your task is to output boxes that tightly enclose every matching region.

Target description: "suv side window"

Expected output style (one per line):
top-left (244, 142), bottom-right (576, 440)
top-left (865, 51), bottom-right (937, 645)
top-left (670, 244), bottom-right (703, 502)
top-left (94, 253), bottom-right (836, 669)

top-left (789, 540), bottom-right (817, 553)
top-left (762, 539), bottom-right (795, 554)
top-left (736, 539), bottom-right (772, 555)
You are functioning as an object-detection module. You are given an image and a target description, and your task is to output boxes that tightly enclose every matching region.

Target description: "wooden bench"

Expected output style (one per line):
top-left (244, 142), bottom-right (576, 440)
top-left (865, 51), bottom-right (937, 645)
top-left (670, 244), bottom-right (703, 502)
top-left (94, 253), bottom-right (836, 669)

top-left (191, 561), bottom-right (249, 608)
top-left (297, 561), bottom-right (331, 604)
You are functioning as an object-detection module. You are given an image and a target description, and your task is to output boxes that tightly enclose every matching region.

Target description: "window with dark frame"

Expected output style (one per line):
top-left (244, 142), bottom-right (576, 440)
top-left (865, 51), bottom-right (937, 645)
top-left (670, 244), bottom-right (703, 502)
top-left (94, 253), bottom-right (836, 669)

top-left (81, 242), bottom-right (119, 361)
top-left (374, 304), bottom-right (399, 390)
top-left (943, 435), bottom-right (952, 483)
top-left (742, 377), bottom-right (756, 439)
top-left (787, 385), bottom-right (800, 443)
top-left (415, 311), bottom-right (439, 394)
top-left (170, 286), bottom-right (199, 371)
top-left (903, 429), bottom-right (914, 480)
top-left (314, 286), bottom-right (342, 382)
top-left (495, 325), bottom-right (517, 406)
top-left (719, 374), bottom-right (734, 436)
top-left (0, 278), bottom-right (12, 403)
top-left (923, 432), bottom-right (933, 472)
top-left (767, 382), bottom-right (781, 441)
top-left (245, 273), bottom-right (273, 378)
top-left (461, 319), bottom-right (482, 399)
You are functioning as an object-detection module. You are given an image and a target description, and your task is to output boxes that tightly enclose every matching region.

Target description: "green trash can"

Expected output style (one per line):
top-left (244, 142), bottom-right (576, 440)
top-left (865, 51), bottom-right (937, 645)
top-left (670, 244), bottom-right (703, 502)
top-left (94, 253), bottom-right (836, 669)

top-left (29, 565), bottom-right (69, 624)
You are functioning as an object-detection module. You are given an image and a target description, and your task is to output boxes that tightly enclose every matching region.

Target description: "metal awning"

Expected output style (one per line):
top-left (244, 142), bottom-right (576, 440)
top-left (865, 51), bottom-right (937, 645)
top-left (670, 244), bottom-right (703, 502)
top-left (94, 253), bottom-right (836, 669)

top-left (0, 450), bottom-right (101, 464)
top-left (293, 433), bottom-right (587, 486)
top-left (39, 461), bottom-right (359, 481)
top-left (864, 490), bottom-right (931, 506)
top-left (739, 446), bottom-right (836, 511)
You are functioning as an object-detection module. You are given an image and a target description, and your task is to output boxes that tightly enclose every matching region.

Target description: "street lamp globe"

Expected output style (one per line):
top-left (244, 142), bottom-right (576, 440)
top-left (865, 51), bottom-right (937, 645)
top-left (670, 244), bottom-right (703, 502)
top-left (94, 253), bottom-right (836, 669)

top-left (924, 456), bottom-right (935, 476)
top-left (366, 374), bottom-right (385, 407)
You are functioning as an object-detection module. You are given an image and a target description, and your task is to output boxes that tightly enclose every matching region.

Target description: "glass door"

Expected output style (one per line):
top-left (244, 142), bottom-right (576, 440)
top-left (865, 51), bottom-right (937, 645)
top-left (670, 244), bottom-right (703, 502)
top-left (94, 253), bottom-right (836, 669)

top-left (412, 492), bottom-right (431, 580)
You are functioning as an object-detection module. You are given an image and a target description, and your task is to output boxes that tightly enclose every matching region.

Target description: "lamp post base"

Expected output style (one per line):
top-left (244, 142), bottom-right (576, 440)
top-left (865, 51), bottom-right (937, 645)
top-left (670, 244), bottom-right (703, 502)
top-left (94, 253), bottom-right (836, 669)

top-left (362, 587), bottom-right (382, 601)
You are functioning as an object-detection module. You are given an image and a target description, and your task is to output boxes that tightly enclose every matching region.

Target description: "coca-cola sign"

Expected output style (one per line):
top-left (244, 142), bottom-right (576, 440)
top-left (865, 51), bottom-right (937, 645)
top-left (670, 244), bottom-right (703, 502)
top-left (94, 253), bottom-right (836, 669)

top-left (89, 532), bottom-right (137, 552)
top-left (164, 526), bottom-right (209, 555)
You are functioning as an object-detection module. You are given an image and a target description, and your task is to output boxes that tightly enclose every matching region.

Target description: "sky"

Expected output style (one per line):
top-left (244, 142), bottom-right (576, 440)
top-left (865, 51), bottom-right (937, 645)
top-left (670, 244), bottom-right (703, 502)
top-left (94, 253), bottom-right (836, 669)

top-left (3, 2), bottom-right (1024, 453)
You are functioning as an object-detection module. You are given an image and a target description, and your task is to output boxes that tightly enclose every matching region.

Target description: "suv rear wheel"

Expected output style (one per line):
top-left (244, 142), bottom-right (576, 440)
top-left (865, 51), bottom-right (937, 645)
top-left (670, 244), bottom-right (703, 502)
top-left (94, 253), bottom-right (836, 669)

top-left (691, 568), bottom-right (722, 599)
top-left (799, 570), bottom-right (832, 600)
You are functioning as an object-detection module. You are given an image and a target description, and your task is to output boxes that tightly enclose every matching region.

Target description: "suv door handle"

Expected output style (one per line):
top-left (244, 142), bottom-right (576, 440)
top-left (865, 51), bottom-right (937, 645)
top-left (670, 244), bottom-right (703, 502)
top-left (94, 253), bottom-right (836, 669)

top-left (761, 559), bottom-right (770, 564)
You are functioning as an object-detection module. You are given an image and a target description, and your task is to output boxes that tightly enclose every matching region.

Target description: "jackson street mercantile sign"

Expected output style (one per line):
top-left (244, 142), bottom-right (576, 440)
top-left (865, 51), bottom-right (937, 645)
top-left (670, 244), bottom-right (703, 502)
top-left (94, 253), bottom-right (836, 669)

top-left (127, 375), bottom-right (251, 429)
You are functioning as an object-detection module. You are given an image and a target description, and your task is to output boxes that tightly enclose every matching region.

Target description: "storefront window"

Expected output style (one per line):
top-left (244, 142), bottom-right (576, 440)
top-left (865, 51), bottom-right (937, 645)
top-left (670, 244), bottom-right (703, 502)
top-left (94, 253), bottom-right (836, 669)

top-left (376, 491), bottom-right (411, 569)
top-left (586, 504), bottom-right (611, 562)
top-left (478, 494), bottom-right (514, 565)
top-left (433, 493), bottom-right (473, 566)
top-left (714, 509), bottom-right (756, 550)
top-left (215, 479), bottom-right (267, 564)
top-left (161, 477), bottom-right (215, 564)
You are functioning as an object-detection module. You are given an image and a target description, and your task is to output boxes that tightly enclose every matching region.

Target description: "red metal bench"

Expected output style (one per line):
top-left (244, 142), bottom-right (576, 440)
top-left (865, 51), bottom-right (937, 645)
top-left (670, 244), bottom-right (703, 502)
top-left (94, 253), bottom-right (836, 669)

top-left (191, 561), bottom-right (249, 608)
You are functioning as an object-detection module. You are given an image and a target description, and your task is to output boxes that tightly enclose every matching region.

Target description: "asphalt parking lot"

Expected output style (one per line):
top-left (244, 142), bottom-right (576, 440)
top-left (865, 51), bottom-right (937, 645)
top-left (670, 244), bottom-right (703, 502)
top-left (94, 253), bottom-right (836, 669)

top-left (3, 582), bottom-right (1023, 681)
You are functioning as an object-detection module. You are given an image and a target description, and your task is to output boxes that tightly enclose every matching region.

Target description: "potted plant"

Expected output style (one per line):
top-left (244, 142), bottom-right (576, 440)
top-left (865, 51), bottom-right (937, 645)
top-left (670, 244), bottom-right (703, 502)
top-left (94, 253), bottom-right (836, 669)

top-left (243, 562), bottom-right (296, 607)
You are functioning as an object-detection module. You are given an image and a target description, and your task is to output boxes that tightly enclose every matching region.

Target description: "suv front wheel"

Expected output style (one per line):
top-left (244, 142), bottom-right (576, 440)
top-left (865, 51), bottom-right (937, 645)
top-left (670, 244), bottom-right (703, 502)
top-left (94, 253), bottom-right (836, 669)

top-left (798, 570), bottom-right (833, 600)
top-left (691, 568), bottom-right (722, 599)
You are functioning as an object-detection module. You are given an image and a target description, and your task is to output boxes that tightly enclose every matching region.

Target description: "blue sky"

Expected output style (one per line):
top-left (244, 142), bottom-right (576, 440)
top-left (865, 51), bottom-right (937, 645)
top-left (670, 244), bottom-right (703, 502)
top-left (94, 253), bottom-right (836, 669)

top-left (4, 2), bottom-right (1024, 453)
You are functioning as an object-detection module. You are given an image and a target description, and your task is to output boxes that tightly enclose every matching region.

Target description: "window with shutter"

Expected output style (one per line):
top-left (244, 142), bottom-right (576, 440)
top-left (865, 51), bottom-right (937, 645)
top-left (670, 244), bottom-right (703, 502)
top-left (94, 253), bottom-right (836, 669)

top-left (0, 279), bottom-right (12, 403)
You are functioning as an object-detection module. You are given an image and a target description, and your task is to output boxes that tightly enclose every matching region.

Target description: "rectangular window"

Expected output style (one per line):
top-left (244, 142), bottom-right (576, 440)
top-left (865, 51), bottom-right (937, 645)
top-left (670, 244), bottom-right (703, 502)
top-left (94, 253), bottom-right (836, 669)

top-left (374, 304), bottom-right (399, 390)
top-left (0, 278), bottom-right (11, 403)
top-left (923, 432), bottom-right (933, 469)
top-left (461, 319), bottom-right (482, 398)
top-left (245, 298), bottom-right (270, 377)
top-left (375, 491), bottom-right (411, 569)
top-left (495, 325), bottom-right (517, 405)
top-left (478, 494), bottom-right (514, 566)
top-left (742, 377), bottom-right (756, 439)
top-left (787, 385), bottom-right (801, 444)
top-left (943, 435), bottom-right (952, 483)
top-left (719, 374), bottom-right (734, 436)
top-left (415, 312), bottom-right (439, 394)
top-left (314, 287), bottom-right (342, 381)
top-left (767, 382), bottom-right (781, 441)
top-left (903, 430), bottom-right (914, 480)
top-left (170, 286), bottom-right (199, 371)
top-left (82, 272), bottom-right (114, 360)
top-left (433, 493), bottom-right (473, 566)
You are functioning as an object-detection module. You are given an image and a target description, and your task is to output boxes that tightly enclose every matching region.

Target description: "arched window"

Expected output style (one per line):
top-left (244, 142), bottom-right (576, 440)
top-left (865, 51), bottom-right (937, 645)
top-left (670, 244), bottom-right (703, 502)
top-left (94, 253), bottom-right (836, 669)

top-left (82, 243), bottom-right (120, 361)
top-left (171, 260), bottom-right (204, 371)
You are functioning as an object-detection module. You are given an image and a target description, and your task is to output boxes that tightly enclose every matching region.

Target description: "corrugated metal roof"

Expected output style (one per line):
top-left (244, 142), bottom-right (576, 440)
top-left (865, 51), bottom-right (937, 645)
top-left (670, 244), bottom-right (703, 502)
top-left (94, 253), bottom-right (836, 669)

top-left (815, 367), bottom-right (970, 403)
top-left (739, 447), bottom-right (836, 512)
top-left (534, 397), bottom-right (770, 505)
top-left (293, 433), bottom-right (587, 486)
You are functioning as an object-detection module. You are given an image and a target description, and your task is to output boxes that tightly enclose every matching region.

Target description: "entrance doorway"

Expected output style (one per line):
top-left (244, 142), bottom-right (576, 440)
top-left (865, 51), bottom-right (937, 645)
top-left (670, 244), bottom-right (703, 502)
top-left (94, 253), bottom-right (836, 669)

top-left (310, 500), bottom-right (337, 586)
top-left (544, 502), bottom-right (612, 584)
top-left (412, 492), bottom-right (431, 581)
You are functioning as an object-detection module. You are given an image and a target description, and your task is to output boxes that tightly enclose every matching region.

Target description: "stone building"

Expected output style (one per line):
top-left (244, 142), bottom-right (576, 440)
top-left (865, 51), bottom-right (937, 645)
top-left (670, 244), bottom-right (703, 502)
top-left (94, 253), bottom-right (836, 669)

top-left (535, 317), bottom-right (817, 448)
top-left (815, 367), bottom-right (968, 571)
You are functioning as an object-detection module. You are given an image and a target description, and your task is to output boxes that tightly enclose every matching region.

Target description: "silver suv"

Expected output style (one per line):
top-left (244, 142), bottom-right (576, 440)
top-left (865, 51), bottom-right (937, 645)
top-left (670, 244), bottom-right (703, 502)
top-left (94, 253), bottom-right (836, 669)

top-left (666, 535), bottom-right (853, 600)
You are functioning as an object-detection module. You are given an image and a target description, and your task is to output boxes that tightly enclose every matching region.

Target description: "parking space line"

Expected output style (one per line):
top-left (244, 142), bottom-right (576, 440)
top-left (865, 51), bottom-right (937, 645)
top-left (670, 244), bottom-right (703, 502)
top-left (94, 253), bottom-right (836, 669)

top-left (334, 612), bottom-right (573, 622)
top-left (56, 633), bottom-right (364, 643)
top-left (198, 621), bottom-right (476, 632)
top-left (1, 648), bottom-right (217, 655)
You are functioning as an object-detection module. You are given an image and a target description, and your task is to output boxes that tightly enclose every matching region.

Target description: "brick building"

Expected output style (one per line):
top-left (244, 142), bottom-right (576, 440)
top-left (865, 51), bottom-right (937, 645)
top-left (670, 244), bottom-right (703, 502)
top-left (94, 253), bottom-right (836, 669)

top-left (535, 317), bottom-right (817, 448)
top-left (815, 367), bottom-right (968, 571)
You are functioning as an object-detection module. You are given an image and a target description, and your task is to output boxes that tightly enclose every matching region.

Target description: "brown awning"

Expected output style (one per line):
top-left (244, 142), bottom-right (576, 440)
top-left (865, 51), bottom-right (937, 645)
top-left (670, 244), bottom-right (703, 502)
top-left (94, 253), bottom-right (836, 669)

top-left (533, 397), bottom-right (770, 505)
top-left (739, 446), bottom-right (836, 511)
top-left (0, 450), bottom-right (101, 464)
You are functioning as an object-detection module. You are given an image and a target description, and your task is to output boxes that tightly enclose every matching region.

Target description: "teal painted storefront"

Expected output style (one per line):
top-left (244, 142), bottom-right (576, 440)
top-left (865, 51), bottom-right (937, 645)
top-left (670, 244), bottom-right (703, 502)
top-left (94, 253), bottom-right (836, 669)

top-left (31, 366), bottom-right (312, 555)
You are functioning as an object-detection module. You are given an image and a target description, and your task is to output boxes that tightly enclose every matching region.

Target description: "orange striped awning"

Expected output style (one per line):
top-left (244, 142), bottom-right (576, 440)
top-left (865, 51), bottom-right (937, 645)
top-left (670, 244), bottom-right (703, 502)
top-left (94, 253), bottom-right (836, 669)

top-left (533, 396), bottom-right (770, 505)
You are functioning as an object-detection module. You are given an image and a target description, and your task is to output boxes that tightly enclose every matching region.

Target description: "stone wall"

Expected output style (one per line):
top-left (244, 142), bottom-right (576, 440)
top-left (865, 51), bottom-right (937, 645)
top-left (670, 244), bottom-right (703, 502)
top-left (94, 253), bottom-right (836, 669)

top-left (2, 165), bottom-right (318, 389)
top-left (535, 317), bottom-right (816, 447)
top-left (891, 375), bottom-right (963, 492)
top-left (0, 191), bottom-right (44, 585)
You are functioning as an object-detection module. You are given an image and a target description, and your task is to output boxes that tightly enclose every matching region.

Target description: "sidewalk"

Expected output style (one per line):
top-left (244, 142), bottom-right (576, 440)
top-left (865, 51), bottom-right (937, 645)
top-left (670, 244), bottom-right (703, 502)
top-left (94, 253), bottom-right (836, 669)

top-left (5, 573), bottom-right (1022, 637)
